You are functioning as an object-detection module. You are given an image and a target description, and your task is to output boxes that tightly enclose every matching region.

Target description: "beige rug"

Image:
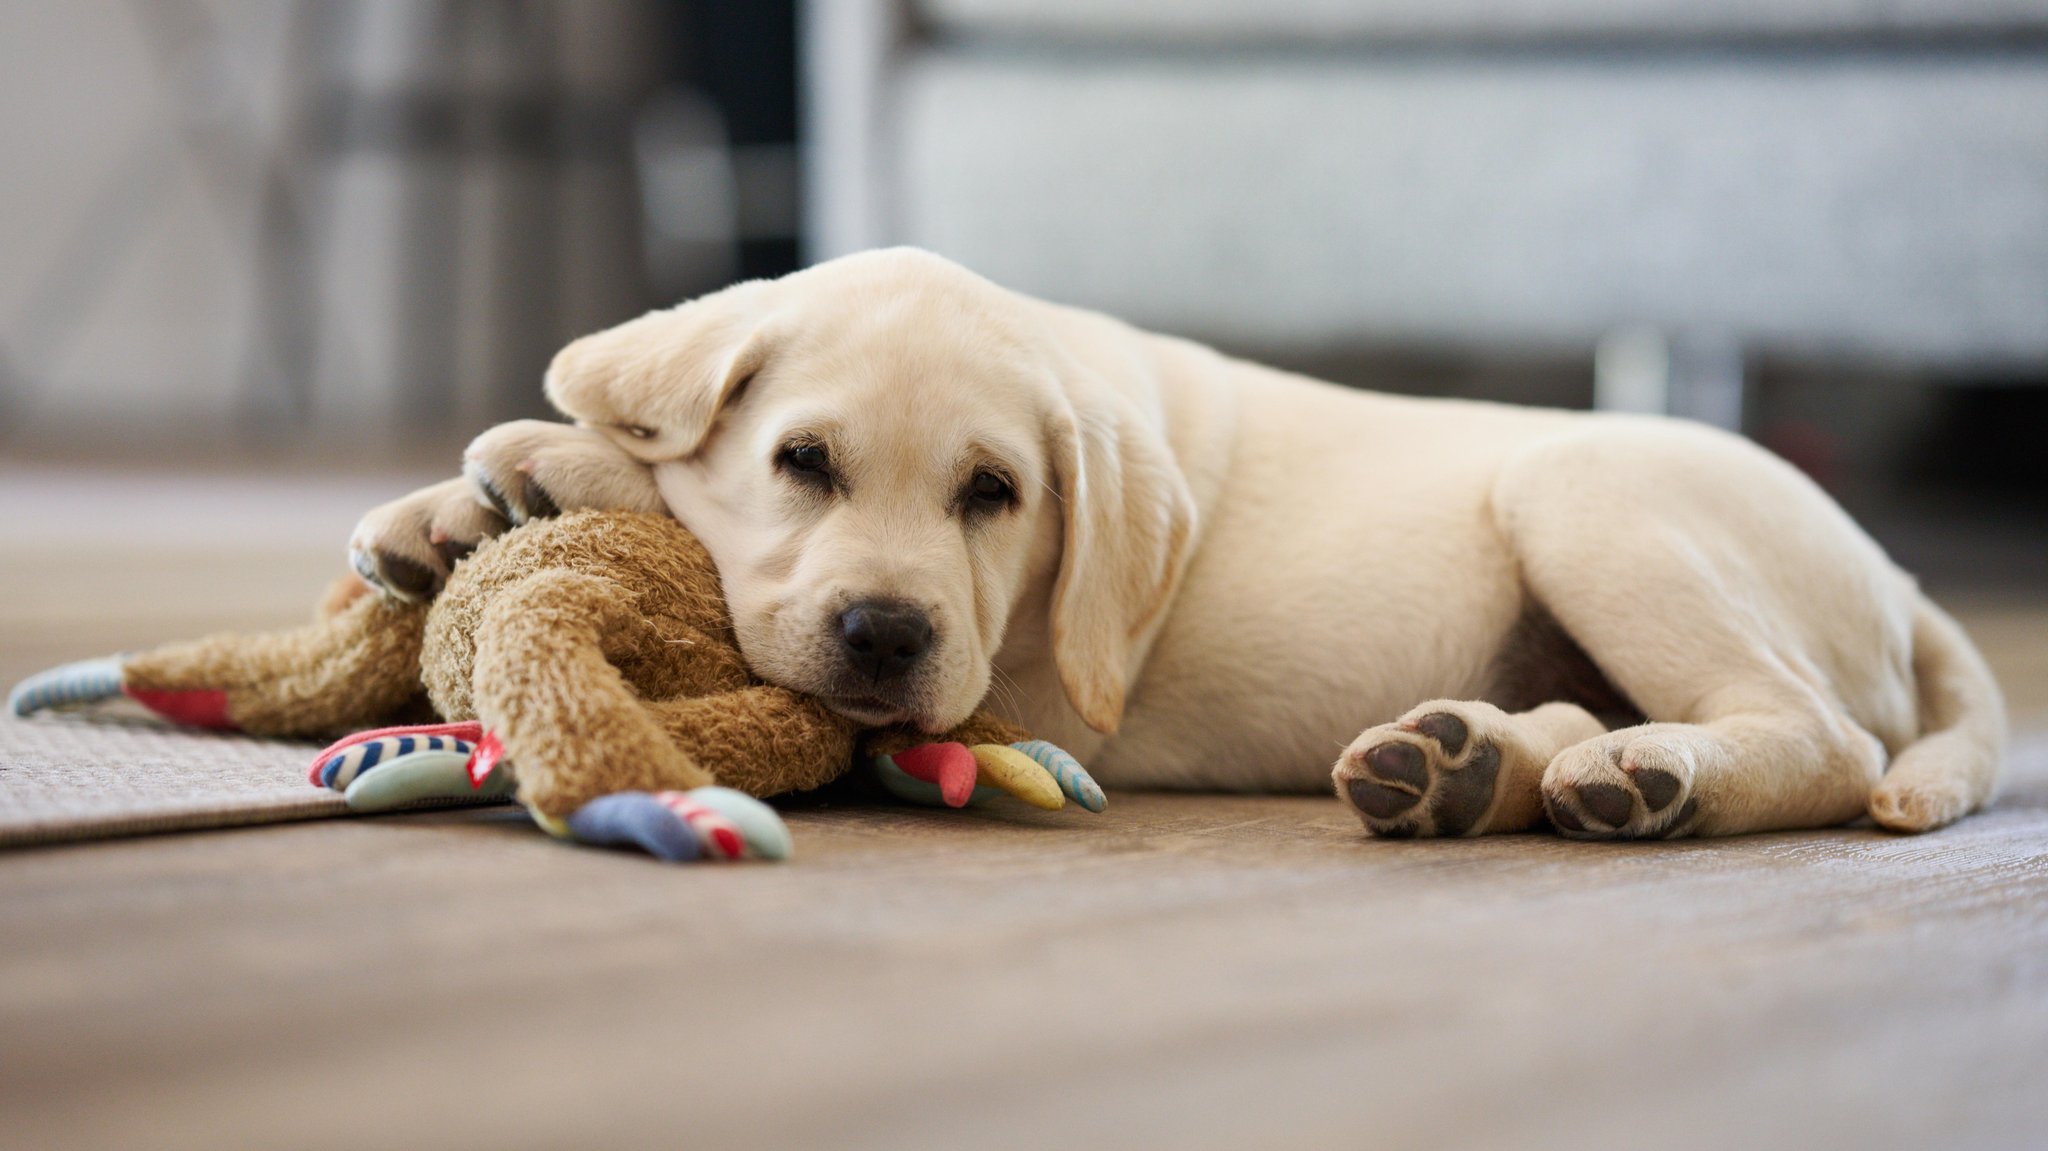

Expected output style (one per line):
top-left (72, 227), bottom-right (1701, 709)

top-left (0, 712), bottom-right (497, 848)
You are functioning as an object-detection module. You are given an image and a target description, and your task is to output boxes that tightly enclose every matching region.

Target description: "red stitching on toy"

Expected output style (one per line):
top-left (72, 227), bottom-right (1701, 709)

top-left (467, 730), bottom-right (505, 788)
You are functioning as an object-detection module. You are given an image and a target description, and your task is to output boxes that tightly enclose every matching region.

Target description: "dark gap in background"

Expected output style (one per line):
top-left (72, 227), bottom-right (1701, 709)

top-left (671, 0), bottom-right (801, 282)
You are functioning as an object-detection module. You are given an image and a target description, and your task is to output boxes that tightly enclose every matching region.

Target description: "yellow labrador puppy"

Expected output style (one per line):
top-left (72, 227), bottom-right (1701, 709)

top-left (352, 248), bottom-right (2004, 839)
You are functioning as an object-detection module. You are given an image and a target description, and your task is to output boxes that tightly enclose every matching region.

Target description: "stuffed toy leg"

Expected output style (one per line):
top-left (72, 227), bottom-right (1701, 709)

top-left (9, 588), bottom-right (430, 736)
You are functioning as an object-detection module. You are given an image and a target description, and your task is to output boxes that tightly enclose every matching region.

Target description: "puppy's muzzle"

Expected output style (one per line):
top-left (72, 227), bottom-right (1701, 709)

top-left (837, 599), bottom-right (933, 683)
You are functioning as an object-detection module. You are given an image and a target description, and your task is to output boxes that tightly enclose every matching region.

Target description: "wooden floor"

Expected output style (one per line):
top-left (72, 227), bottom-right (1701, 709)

top-left (4, 459), bottom-right (2047, 1151)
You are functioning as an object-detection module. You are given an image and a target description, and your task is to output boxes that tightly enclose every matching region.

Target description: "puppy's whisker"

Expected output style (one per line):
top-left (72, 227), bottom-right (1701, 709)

top-left (986, 678), bottom-right (1019, 716)
top-left (985, 664), bottom-right (1030, 717)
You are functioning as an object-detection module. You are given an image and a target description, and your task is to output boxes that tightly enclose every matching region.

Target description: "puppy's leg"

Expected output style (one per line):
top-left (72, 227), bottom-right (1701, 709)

top-left (351, 421), bottom-right (663, 600)
top-left (1494, 422), bottom-right (1901, 838)
top-left (1539, 707), bottom-right (1882, 839)
top-left (1334, 700), bottom-right (1604, 837)
top-left (350, 477), bottom-right (508, 601)
top-left (460, 419), bottom-right (666, 525)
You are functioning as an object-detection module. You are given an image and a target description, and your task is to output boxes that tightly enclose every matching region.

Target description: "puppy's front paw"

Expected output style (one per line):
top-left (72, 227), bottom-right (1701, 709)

top-left (462, 419), bottom-right (666, 526)
top-left (349, 477), bottom-right (507, 602)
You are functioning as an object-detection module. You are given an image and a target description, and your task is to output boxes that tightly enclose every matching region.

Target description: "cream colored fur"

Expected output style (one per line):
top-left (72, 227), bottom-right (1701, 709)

top-left (351, 248), bottom-right (2005, 838)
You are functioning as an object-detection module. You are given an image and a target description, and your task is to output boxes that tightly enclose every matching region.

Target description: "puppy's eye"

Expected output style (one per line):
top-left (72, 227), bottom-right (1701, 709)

top-left (784, 444), bottom-right (828, 473)
top-left (777, 442), bottom-right (835, 490)
top-left (967, 470), bottom-right (1015, 510)
top-left (620, 424), bottom-right (656, 440)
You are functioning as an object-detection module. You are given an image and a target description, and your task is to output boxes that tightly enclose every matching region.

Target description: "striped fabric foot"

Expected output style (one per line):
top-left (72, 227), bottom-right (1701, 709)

top-left (313, 730), bottom-right (481, 790)
top-left (1012, 740), bottom-right (1107, 812)
top-left (559, 788), bottom-right (792, 863)
top-left (307, 722), bottom-right (486, 787)
top-left (340, 746), bottom-right (518, 812)
top-left (9, 655), bottom-right (236, 729)
top-left (307, 722), bottom-right (513, 813)
top-left (8, 657), bottom-right (127, 717)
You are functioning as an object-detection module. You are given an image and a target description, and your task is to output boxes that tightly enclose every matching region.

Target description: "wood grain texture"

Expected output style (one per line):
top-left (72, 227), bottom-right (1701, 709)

top-left (3, 461), bottom-right (2045, 1150)
top-left (2, 771), bottom-right (2046, 1151)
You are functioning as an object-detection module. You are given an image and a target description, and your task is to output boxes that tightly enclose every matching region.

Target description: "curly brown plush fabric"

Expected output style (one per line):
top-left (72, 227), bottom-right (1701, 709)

top-left (123, 594), bottom-right (429, 738)
top-left (119, 510), bottom-right (1033, 816)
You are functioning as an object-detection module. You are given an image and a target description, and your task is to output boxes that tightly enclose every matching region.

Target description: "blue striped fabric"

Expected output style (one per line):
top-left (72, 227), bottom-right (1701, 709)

top-left (318, 734), bottom-right (475, 790)
top-left (1012, 740), bottom-right (1107, 812)
top-left (8, 657), bottom-right (127, 717)
top-left (559, 788), bottom-right (794, 863)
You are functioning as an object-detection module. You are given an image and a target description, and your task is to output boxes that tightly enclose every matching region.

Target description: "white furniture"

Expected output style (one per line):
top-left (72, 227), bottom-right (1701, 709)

top-left (803, 0), bottom-right (2048, 425)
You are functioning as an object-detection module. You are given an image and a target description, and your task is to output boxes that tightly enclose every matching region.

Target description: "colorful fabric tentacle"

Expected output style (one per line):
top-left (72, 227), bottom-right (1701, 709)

top-left (560, 788), bottom-right (791, 862)
top-left (873, 753), bottom-right (1004, 807)
top-left (343, 749), bottom-right (516, 810)
top-left (873, 739), bottom-right (1105, 813)
top-left (970, 744), bottom-right (1067, 810)
top-left (1013, 740), bottom-right (1107, 812)
top-left (306, 721), bottom-right (513, 814)
top-left (306, 721), bottom-right (485, 785)
top-left (315, 732), bottom-right (479, 790)
top-left (8, 657), bottom-right (127, 716)
top-left (890, 742), bottom-right (981, 807)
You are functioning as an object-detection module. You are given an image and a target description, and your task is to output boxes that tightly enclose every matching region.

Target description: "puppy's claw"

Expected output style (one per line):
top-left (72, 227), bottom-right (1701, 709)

top-left (351, 546), bottom-right (443, 602)
top-left (465, 460), bottom-right (520, 524)
top-left (349, 476), bottom-right (507, 603)
top-left (524, 479), bottom-right (563, 520)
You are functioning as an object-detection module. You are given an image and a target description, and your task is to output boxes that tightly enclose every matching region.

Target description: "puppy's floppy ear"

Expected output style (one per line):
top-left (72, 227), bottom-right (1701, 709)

top-left (544, 283), bottom-right (773, 462)
top-left (1047, 384), bottom-right (1197, 735)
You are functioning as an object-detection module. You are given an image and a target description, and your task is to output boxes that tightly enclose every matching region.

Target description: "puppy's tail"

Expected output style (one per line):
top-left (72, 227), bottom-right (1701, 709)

top-left (1869, 594), bottom-right (2007, 832)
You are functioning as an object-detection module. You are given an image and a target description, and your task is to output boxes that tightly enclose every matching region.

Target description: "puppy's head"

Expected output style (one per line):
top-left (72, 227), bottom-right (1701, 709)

top-left (546, 248), bottom-right (1194, 736)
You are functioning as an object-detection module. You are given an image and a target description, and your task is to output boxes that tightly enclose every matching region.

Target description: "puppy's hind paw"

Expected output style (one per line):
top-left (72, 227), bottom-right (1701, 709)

top-left (1868, 778), bottom-right (1970, 834)
top-left (1542, 732), bottom-right (1701, 840)
top-left (1334, 701), bottom-right (1529, 838)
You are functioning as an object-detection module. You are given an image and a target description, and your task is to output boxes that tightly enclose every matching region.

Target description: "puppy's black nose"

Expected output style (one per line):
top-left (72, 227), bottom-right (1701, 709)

top-left (838, 600), bottom-right (933, 681)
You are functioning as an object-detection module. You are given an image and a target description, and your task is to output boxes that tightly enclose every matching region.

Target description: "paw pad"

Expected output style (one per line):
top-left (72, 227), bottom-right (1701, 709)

top-left (1335, 708), bottom-right (1506, 838)
top-left (1544, 748), bottom-right (1699, 840)
top-left (1632, 767), bottom-right (1682, 812)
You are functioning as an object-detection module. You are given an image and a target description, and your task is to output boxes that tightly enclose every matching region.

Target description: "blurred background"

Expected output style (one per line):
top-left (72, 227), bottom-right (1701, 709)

top-left (0, 0), bottom-right (2043, 700)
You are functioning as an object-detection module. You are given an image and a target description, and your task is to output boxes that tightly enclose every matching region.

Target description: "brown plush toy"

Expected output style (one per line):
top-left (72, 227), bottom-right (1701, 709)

top-left (9, 510), bottom-right (1102, 862)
